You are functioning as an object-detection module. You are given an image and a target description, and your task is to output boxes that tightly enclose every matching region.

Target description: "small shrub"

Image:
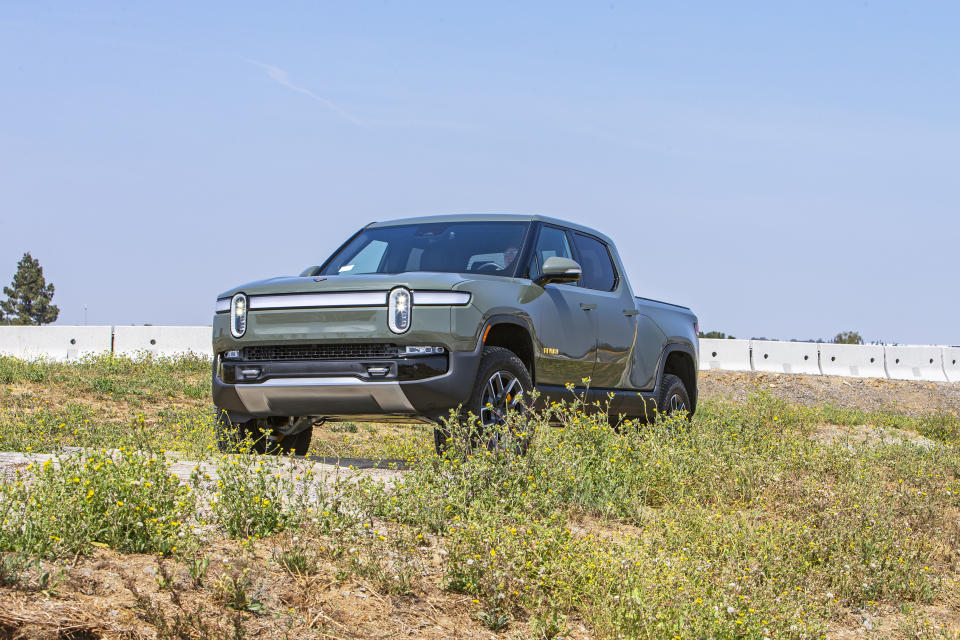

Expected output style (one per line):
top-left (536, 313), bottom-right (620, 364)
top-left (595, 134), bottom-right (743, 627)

top-left (186, 553), bottom-right (209, 587)
top-left (0, 449), bottom-right (197, 556)
top-left (530, 609), bottom-right (567, 639)
top-left (0, 552), bottom-right (31, 587)
top-left (275, 537), bottom-right (320, 576)
top-left (478, 609), bottom-right (510, 631)
top-left (212, 456), bottom-right (319, 539)
top-left (213, 568), bottom-right (265, 613)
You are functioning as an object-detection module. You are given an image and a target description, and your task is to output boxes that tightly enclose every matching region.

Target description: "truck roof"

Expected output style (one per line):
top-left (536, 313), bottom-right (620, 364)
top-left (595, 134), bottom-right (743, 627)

top-left (366, 213), bottom-right (616, 247)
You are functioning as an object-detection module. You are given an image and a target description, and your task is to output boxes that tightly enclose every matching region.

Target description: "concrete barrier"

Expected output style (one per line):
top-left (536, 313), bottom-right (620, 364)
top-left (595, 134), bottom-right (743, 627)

top-left (819, 343), bottom-right (887, 379)
top-left (112, 326), bottom-right (212, 358)
top-left (943, 347), bottom-right (960, 383)
top-left (751, 339), bottom-right (821, 375)
top-left (884, 345), bottom-right (947, 382)
top-left (2, 326), bottom-right (959, 385)
top-left (698, 338), bottom-right (752, 371)
top-left (0, 326), bottom-right (113, 362)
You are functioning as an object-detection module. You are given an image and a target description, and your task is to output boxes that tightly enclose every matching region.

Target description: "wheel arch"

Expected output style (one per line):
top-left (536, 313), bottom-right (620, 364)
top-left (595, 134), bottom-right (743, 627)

top-left (657, 344), bottom-right (698, 414)
top-left (481, 315), bottom-right (537, 384)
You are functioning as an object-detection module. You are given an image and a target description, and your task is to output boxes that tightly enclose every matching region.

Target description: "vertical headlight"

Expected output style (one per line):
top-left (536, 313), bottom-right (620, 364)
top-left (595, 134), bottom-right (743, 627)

top-left (230, 293), bottom-right (247, 338)
top-left (388, 287), bottom-right (411, 334)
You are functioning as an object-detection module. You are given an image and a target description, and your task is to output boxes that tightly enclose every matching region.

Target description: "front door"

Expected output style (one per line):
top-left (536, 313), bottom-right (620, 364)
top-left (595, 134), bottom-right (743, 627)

top-left (526, 225), bottom-right (598, 388)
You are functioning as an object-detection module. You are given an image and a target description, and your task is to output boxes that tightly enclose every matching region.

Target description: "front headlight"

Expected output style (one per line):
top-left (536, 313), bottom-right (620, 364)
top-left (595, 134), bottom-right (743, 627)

top-left (388, 287), bottom-right (411, 334)
top-left (230, 293), bottom-right (248, 338)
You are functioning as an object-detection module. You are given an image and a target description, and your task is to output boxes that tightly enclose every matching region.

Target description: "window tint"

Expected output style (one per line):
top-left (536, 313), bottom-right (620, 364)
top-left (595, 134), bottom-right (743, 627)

top-left (572, 233), bottom-right (616, 291)
top-left (321, 222), bottom-right (528, 277)
top-left (529, 226), bottom-right (574, 279)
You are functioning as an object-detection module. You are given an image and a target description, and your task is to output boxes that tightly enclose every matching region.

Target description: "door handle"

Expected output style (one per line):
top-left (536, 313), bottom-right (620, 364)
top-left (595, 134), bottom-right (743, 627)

top-left (623, 309), bottom-right (639, 317)
top-left (580, 303), bottom-right (597, 311)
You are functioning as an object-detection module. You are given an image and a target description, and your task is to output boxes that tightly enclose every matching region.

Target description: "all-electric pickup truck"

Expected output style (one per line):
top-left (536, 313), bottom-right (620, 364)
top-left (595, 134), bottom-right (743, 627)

top-left (212, 214), bottom-right (699, 455)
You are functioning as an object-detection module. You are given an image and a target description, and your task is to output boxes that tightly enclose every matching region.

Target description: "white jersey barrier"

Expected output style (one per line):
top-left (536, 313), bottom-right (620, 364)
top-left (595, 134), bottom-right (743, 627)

top-left (698, 338), bottom-right (752, 371)
top-left (751, 339), bottom-right (821, 375)
top-left (819, 343), bottom-right (887, 379)
top-left (1, 327), bottom-right (958, 384)
top-left (0, 326), bottom-right (113, 362)
top-left (112, 326), bottom-right (213, 358)
top-left (943, 347), bottom-right (960, 383)
top-left (884, 345), bottom-right (947, 382)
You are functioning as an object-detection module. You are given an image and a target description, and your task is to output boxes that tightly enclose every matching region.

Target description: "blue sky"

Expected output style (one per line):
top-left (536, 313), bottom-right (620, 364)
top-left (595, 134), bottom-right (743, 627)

top-left (1, 2), bottom-right (957, 344)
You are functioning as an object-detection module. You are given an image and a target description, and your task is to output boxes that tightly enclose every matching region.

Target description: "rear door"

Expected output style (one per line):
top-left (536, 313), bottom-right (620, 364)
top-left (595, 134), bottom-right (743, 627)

top-left (569, 232), bottom-right (639, 390)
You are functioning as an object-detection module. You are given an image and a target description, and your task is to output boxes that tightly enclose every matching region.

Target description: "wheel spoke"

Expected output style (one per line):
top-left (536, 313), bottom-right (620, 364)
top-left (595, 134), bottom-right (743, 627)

top-left (667, 394), bottom-right (687, 413)
top-left (480, 407), bottom-right (491, 423)
top-left (485, 378), bottom-right (497, 403)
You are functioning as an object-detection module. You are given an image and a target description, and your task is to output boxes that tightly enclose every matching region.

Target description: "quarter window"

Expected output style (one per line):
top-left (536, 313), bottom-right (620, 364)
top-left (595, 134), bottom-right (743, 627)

top-left (572, 233), bottom-right (617, 291)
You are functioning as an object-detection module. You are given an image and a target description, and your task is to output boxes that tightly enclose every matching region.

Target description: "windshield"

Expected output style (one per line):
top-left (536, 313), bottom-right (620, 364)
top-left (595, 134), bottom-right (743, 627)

top-left (321, 221), bottom-right (530, 277)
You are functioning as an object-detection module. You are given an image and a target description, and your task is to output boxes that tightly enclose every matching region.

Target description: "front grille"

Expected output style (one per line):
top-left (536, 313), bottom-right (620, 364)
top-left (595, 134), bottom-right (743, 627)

top-left (240, 343), bottom-right (399, 361)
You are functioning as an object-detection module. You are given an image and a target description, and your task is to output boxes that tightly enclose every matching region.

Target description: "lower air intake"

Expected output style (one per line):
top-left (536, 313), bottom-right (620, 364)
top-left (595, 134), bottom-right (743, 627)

top-left (240, 343), bottom-right (399, 361)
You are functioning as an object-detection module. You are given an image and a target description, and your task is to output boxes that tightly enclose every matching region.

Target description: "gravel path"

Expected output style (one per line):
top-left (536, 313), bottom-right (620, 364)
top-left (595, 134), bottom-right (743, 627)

top-left (699, 369), bottom-right (960, 417)
top-left (0, 448), bottom-right (402, 487)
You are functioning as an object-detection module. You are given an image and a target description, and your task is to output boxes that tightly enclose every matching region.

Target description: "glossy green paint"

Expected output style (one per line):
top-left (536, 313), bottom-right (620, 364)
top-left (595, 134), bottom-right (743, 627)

top-left (213, 214), bottom-right (698, 396)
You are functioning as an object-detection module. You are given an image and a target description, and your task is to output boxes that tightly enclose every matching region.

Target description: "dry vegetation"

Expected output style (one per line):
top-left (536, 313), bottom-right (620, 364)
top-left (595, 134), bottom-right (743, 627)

top-left (1, 355), bottom-right (959, 639)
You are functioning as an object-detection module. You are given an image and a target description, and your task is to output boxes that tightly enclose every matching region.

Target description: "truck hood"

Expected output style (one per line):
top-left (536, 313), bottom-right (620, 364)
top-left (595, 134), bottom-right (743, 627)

top-left (218, 273), bottom-right (469, 298)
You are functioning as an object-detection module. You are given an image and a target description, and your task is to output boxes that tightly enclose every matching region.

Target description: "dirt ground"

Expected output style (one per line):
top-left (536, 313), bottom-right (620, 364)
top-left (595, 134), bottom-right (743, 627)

top-left (699, 369), bottom-right (960, 417)
top-left (0, 542), bottom-right (536, 640)
top-left (2, 369), bottom-right (959, 638)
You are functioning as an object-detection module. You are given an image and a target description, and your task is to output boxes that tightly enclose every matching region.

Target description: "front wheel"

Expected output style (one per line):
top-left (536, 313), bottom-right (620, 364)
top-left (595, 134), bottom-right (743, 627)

top-left (434, 346), bottom-right (533, 455)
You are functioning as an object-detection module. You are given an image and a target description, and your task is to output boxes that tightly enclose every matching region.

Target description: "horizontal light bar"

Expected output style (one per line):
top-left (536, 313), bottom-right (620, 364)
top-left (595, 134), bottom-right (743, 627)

top-left (411, 291), bottom-right (472, 306)
top-left (229, 290), bottom-right (472, 311)
top-left (249, 292), bottom-right (388, 310)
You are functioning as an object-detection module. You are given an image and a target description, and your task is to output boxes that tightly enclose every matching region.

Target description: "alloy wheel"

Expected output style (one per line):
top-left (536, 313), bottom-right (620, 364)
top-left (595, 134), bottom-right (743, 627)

top-left (480, 370), bottom-right (525, 427)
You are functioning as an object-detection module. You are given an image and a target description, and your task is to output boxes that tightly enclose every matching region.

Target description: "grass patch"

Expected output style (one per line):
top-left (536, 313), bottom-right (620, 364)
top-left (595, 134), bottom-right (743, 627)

top-left (0, 448), bottom-right (198, 556)
top-left (0, 357), bottom-right (958, 638)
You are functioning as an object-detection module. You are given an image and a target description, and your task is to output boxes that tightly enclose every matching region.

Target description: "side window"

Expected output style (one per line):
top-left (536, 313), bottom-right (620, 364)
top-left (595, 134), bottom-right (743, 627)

top-left (338, 240), bottom-right (387, 274)
top-left (529, 226), bottom-right (575, 279)
top-left (572, 233), bottom-right (617, 291)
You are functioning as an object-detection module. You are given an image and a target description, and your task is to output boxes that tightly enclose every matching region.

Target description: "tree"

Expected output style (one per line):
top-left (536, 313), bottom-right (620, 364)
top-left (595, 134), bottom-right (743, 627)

top-left (699, 330), bottom-right (736, 339)
top-left (1, 253), bottom-right (59, 325)
top-left (832, 330), bottom-right (863, 345)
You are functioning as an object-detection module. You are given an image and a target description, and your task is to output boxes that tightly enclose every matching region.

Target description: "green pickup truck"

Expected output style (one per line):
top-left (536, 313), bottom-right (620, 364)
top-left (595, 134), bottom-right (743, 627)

top-left (212, 214), bottom-right (699, 455)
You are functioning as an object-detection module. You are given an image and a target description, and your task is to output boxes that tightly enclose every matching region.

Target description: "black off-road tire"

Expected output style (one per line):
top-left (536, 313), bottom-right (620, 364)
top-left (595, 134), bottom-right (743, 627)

top-left (214, 409), bottom-right (313, 456)
top-left (433, 424), bottom-right (451, 454)
top-left (215, 408), bottom-right (257, 453)
top-left (655, 373), bottom-right (691, 419)
top-left (264, 426), bottom-right (313, 457)
top-left (433, 346), bottom-right (534, 455)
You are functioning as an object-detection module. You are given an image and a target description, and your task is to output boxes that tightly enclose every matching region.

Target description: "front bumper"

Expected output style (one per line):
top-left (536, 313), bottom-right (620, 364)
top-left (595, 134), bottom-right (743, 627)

top-left (212, 343), bottom-right (483, 423)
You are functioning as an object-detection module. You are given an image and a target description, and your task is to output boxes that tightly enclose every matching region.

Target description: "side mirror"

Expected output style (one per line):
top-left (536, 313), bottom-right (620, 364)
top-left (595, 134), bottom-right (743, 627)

top-left (534, 257), bottom-right (582, 287)
top-left (299, 266), bottom-right (322, 277)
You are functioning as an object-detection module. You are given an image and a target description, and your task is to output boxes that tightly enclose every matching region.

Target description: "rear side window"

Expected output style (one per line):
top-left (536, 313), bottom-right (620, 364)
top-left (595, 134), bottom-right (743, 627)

top-left (572, 233), bottom-right (617, 291)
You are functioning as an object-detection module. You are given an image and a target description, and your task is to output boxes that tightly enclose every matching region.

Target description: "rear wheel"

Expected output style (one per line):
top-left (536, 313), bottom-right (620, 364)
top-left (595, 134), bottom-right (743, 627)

top-left (655, 373), bottom-right (691, 419)
top-left (262, 425), bottom-right (313, 457)
top-left (434, 346), bottom-right (533, 455)
top-left (214, 410), bottom-right (313, 456)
